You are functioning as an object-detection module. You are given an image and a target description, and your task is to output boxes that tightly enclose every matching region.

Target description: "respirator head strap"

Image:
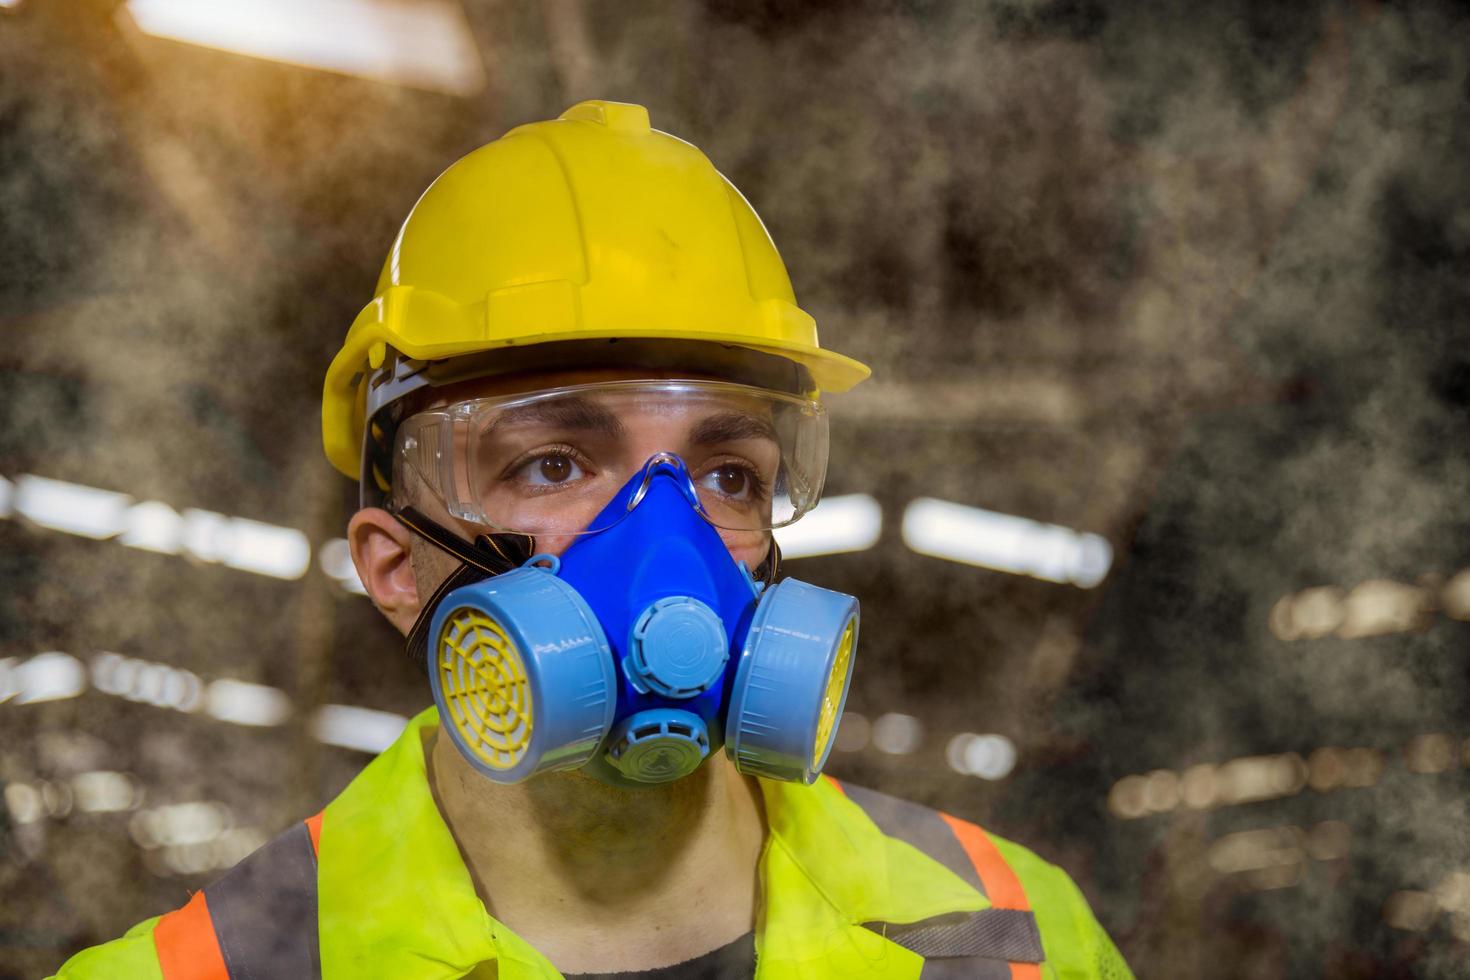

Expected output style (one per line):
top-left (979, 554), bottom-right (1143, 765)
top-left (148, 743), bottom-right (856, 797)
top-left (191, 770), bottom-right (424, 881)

top-left (391, 505), bottom-right (534, 576)
top-left (753, 538), bottom-right (782, 588)
top-left (392, 504), bottom-right (535, 672)
top-left (404, 561), bottom-right (486, 673)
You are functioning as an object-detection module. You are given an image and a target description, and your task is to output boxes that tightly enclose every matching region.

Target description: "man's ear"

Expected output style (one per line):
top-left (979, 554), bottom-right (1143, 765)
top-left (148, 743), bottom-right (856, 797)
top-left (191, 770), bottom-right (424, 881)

top-left (348, 507), bottom-right (421, 636)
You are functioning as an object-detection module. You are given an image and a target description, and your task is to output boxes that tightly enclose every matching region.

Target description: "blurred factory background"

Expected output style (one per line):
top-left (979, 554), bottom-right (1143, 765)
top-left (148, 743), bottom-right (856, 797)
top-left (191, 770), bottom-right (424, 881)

top-left (2, 0), bottom-right (1468, 976)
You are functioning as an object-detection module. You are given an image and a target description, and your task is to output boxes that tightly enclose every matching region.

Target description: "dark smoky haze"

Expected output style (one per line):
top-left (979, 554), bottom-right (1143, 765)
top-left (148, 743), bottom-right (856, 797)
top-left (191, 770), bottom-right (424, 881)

top-left (2, 0), bottom-right (1468, 976)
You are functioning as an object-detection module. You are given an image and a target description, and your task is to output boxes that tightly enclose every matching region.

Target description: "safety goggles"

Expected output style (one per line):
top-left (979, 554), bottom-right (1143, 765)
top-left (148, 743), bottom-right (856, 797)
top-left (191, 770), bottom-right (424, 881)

top-left (394, 380), bottom-right (829, 537)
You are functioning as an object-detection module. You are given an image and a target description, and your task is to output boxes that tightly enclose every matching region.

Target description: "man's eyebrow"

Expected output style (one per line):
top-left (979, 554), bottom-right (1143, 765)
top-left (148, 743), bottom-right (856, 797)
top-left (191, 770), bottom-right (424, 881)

top-left (486, 397), bottom-right (627, 437)
top-left (690, 412), bottom-right (778, 445)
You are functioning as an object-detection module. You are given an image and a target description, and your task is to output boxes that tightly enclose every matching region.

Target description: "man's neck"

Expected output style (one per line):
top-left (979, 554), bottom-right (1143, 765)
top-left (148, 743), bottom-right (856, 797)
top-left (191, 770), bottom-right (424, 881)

top-left (426, 728), bottom-right (767, 974)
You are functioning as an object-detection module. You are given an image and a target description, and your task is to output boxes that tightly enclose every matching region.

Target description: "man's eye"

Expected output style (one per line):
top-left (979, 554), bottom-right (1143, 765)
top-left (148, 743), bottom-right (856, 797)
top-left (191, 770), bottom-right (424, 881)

top-left (700, 464), bottom-right (755, 500)
top-left (519, 452), bottom-right (584, 486)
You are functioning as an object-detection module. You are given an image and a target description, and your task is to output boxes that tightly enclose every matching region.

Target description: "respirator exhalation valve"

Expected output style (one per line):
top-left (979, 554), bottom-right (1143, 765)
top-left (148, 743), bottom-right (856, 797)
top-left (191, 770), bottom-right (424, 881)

top-left (606, 708), bottom-right (713, 782)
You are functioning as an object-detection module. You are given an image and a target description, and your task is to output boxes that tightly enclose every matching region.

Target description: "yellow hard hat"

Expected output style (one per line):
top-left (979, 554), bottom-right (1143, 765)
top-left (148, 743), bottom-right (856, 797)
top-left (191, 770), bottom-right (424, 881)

top-left (322, 99), bottom-right (871, 479)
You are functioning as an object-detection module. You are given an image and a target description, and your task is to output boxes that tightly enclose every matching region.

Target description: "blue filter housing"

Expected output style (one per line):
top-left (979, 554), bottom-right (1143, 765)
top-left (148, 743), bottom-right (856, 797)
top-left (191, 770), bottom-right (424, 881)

top-left (726, 578), bottom-right (860, 783)
top-left (427, 563), bottom-right (617, 782)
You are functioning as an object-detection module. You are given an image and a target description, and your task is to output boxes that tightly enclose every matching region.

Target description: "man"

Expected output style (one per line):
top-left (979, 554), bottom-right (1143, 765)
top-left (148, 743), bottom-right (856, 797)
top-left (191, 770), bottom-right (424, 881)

top-left (53, 100), bottom-right (1130, 979)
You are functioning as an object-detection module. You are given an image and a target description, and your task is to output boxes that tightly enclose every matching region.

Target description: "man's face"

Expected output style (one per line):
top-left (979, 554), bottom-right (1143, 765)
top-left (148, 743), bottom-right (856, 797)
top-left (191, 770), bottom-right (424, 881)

top-left (399, 368), bottom-right (777, 573)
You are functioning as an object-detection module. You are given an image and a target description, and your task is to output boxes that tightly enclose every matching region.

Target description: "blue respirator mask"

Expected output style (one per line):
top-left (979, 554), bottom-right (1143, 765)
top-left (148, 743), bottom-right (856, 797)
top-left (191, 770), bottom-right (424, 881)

top-left (417, 454), bottom-right (859, 787)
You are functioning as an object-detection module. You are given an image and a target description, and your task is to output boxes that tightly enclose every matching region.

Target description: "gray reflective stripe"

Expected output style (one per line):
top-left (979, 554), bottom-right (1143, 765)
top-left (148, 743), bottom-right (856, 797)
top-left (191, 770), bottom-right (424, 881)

top-left (838, 782), bottom-right (986, 895)
top-left (878, 909), bottom-right (1044, 962)
top-left (916, 956), bottom-right (1016, 979)
top-left (839, 781), bottom-right (1045, 964)
top-left (203, 821), bottom-right (322, 980)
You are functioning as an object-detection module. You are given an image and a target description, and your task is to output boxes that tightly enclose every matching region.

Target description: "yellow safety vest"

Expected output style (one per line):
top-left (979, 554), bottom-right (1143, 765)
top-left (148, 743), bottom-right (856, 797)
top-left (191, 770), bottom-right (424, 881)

top-left (52, 708), bottom-right (1131, 979)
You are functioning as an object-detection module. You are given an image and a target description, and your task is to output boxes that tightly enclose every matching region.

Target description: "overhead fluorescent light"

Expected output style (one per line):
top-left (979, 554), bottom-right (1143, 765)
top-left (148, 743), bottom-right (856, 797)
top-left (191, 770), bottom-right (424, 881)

top-left (181, 509), bottom-right (311, 580)
top-left (206, 678), bottom-right (293, 727)
top-left (871, 712), bottom-right (924, 755)
top-left (901, 497), bottom-right (1113, 588)
top-left (72, 771), bottom-right (143, 813)
top-left (4, 474), bottom-right (315, 581)
top-left (773, 494), bottom-right (882, 559)
top-left (14, 475), bottom-right (130, 539)
top-left (14, 652), bottom-right (88, 704)
top-left (131, 801), bottom-right (233, 848)
top-left (311, 704), bottom-right (408, 754)
top-left (123, 0), bottom-right (487, 97)
top-left (92, 652), bottom-right (205, 713)
top-left (119, 500), bottom-right (185, 555)
top-left (221, 518), bottom-right (312, 580)
top-left (180, 508), bottom-right (231, 563)
top-left (4, 784), bottom-right (44, 824)
top-left (945, 732), bottom-right (1018, 780)
top-left (319, 538), bottom-right (370, 595)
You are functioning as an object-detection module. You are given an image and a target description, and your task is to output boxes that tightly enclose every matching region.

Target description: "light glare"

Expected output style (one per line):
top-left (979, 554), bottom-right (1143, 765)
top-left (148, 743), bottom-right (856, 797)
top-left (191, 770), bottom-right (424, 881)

top-left (14, 475), bottom-right (130, 539)
top-left (965, 734), bottom-right (1018, 780)
top-left (3, 474), bottom-right (315, 583)
top-left (182, 510), bottom-right (312, 579)
top-left (1443, 568), bottom-right (1470, 620)
top-left (901, 497), bottom-right (1112, 588)
top-left (92, 652), bottom-right (204, 713)
top-left (320, 538), bottom-right (369, 594)
top-left (1384, 891), bottom-right (1439, 932)
top-left (222, 518), bottom-right (312, 580)
top-left (774, 494), bottom-right (883, 559)
top-left (871, 712), bottom-right (923, 755)
top-left (4, 784), bottom-right (43, 824)
top-left (132, 801), bottom-right (233, 847)
top-left (120, 500), bottom-right (185, 554)
top-left (73, 771), bottom-right (143, 813)
top-left (312, 704), bottom-right (409, 754)
top-left (14, 652), bottom-right (88, 704)
top-left (124, 0), bottom-right (487, 97)
top-left (946, 732), bottom-right (1018, 780)
top-left (206, 678), bottom-right (292, 727)
top-left (1208, 826), bottom-right (1304, 875)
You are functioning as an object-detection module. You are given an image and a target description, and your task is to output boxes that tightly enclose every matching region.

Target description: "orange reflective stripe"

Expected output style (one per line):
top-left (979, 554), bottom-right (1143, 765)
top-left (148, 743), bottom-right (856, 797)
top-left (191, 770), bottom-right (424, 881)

top-left (823, 774), bottom-right (847, 796)
top-left (939, 812), bottom-right (1043, 978)
top-left (938, 812), bottom-right (1031, 912)
top-left (305, 811), bottom-right (323, 857)
top-left (153, 890), bottom-right (229, 980)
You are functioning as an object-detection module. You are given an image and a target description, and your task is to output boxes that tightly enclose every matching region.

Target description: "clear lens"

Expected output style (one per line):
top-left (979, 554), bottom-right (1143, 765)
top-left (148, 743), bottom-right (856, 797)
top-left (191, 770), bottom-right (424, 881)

top-left (395, 380), bottom-right (828, 536)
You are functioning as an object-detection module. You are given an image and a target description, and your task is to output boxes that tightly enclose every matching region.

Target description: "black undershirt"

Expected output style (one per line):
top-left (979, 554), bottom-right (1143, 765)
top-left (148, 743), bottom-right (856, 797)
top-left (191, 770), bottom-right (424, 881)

top-left (563, 932), bottom-right (755, 980)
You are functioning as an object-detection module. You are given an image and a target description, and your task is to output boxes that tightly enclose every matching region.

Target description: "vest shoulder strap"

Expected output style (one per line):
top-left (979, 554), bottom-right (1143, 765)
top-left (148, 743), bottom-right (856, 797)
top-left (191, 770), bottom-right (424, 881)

top-left (827, 778), bottom-right (1045, 976)
top-left (153, 815), bottom-right (323, 980)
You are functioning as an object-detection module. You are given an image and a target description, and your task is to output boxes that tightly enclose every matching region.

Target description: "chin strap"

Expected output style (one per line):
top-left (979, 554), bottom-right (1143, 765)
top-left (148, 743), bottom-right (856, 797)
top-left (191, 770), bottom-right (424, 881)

top-left (393, 505), bottom-right (782, 674)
